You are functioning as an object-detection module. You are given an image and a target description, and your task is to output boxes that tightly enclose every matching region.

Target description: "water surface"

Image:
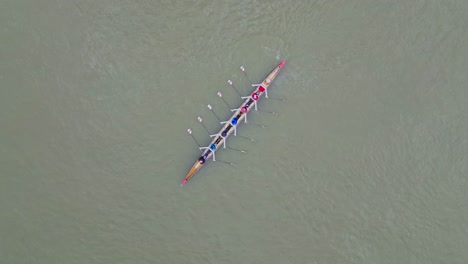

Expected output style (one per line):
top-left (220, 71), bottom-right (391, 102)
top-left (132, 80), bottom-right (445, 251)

top-left (1, 1), bottom-right (467, 263)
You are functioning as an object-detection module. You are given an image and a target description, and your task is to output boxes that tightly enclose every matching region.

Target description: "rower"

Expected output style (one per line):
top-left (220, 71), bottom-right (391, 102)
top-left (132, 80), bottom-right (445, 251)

top-left (238, 94), bottom-right (258, 111)
top-left (210, 125), bottom-right (233, 149)
top-left (223, 125), bottom-right (232, 134)
top-left (198, 156), bottom-right (206, 164)
top-left (231, 99), bottom-right (253, 123)
top-left (199, 144), bottom-right (217, 161)
top-left (203, 150), bottom-right (211, 158)
top-left (219, 116), bottom-right (239, 137)
top-left (251, 84), bottom-right (269, 98)
top-left (234, 105), bottom-right (247, 119)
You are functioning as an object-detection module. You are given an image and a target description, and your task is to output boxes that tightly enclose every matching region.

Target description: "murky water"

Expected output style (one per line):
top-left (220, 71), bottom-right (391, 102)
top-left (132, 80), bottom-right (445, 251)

top-left (1, 0), bottom-right (467, 263)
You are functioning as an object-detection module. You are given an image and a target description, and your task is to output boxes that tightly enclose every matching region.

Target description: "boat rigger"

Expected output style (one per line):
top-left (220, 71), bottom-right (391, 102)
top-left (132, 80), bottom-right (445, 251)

top-left (181, 61), bottom-right (286, 186)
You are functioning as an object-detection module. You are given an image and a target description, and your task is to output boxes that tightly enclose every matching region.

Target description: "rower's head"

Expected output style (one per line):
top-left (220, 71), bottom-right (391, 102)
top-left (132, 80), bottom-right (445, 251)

top-left (198, 156), bottom-right (205, 164)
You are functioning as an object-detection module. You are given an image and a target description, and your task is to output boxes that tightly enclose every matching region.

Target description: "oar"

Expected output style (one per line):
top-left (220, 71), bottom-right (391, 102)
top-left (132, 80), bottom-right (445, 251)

top-left (240, 66), bottom-right (254, 85)
top-left (207, 104), bottom-right (222, 122)
top-left (186, 129), bottom-right (201, 147)
top-left (227, 80), bottom-right (242, 98)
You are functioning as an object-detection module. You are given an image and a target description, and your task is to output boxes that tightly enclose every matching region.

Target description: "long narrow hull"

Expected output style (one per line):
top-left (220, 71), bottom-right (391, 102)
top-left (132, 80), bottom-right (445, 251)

top-left (182, 61), bottom-right (286, 186)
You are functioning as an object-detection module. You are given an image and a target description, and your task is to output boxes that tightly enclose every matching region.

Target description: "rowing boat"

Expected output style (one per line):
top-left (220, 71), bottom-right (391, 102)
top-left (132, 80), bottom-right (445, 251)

top-left (181, 61), bottom-right (286, 186)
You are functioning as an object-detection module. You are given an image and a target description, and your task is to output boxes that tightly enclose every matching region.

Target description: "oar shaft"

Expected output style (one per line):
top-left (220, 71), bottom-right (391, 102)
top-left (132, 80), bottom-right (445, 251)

top-left (217, 160), bottom-right (235, 166)
top-left (240, 66), bottom-right (253, 85)
top-left (227, 147), bottom-right (247, 153)
top-left (228, 80), bottom-right (242, 97)
top-left (217, 92), bottom-right (232, 109)
top-left (197, 117), bottom-right (211, 135)
top-left (201, 123), bottom-right (210, 134)
top-left (191, 134), bottom-right (201, 147)
top-left (211, 110), bottom-right (222, 122)
top-left (269, 97), bottom-right (287, 102)
top-left (187, 129), bottom-right (201, 147)
top-left (221, 97), bottom-right (231, 109)
top-left (239, 135), bottom-right (255, 142)
top-left (207, 105), bottom-right (222, 122)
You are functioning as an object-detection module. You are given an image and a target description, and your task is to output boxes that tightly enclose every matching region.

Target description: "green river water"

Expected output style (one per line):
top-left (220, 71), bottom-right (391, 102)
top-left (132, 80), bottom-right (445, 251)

top-left (1, 1), bottom-right (467, 263)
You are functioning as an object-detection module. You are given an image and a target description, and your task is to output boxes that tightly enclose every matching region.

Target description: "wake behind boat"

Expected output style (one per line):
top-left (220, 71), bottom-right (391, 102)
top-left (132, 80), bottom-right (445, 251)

top-left (182, 61), bottom-right (286, 186)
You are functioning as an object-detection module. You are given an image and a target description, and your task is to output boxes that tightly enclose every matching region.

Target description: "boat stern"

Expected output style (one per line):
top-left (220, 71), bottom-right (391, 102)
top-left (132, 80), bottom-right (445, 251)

top-left (181, 160), bottom-right (204, 186)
